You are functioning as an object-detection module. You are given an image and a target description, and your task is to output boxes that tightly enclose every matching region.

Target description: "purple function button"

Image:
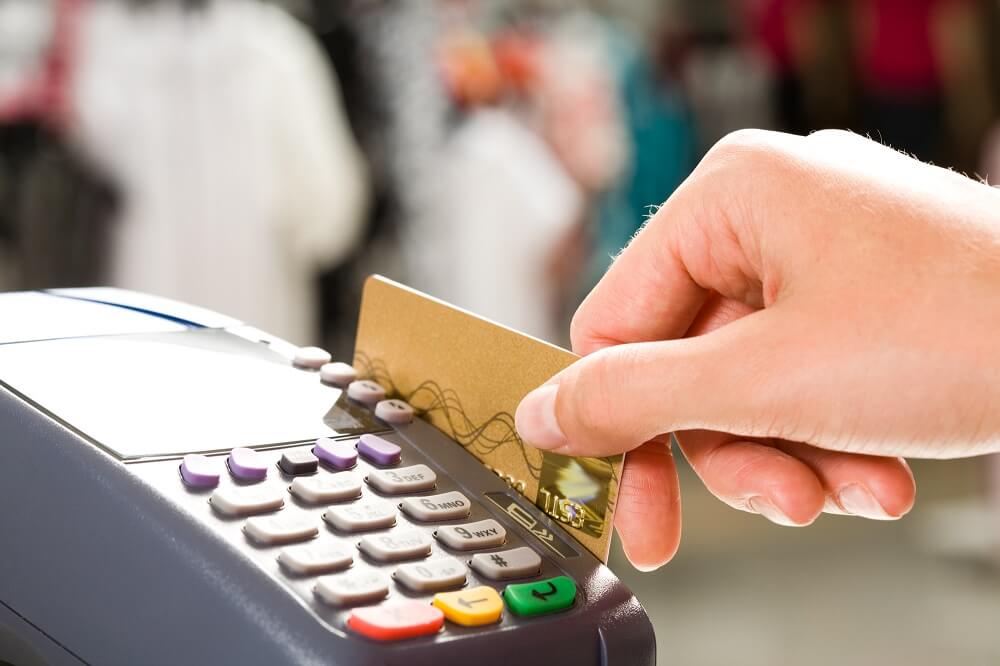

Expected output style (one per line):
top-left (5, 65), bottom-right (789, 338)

top-left (357, 434), bottom-right (401, 466)
top-left (227, 447), bottom-right (269, 481)
top-left (180, 454), bottom-right (220, 488)
top-left (314, 438), bottom-right (358, 470)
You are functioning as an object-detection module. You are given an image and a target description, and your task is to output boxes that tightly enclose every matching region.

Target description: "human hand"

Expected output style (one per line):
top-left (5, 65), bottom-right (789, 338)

top-left (514, 129), bottom-right (1000, 570)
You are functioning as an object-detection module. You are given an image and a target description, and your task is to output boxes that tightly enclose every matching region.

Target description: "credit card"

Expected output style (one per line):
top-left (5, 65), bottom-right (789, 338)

top-left (353, 275), bottom-right (622, 562)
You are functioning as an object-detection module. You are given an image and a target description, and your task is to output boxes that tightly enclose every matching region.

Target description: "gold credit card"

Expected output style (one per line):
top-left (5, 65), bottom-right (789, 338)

top-left (353, 275), bottom-right (622, 562)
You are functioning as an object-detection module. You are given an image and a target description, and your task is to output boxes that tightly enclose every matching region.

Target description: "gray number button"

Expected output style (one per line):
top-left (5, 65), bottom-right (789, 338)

top-left (278, 541), bottom-right (353, 575)
top-left (394, 556), bottom-right (467, 592)
top-left (210, 485), bottom-right (284, 516)
top-left (243, 513), bottom-right (318, 545)
top-left (469, 546), bottom-right (541, 580)
top-left (289, 473), bottom-right (362, 504)
top-left (435, 519), bottom-right (506, 550)
top-left (367, 464), bottom-right (437, 495)
top-left (374, 399), bottom-right (414, 424)
top-left (324, 500), bottom-right (396, 532)
top-left (358, 530), bottom-right (432, 562)
top-left (293, 346), bottom-right (331, 370)
top-left (346, 379), bottom-right (386, 406)
top-left (399, 491), bottom-right (471, 522)
top-left (319, 361), bottom-right (357, 387)
top-left (315, 570), bottom-right (388, 607)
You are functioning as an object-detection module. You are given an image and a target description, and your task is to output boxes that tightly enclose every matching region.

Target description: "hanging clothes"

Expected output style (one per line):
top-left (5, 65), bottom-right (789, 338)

top-left (310, 0), bottom-right (447, 357)
top-left (14, 127), bottom-right (117, 290)
top-left (431, 108), bottom-right (583, 344)
top-left (571, 14), bottom-right (698, 287)
top-left (68, 0), bottom-right (367, 344)
top-left (0, 0), bottom-right (117, 293)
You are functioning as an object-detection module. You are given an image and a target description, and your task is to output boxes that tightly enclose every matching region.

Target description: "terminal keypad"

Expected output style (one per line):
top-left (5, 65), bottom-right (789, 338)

top-left (174, 389), bottom-right (577, 643)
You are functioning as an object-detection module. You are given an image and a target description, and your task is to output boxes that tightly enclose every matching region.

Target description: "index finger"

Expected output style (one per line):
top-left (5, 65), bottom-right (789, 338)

top-left (570, 129), bottom-right (795, 355)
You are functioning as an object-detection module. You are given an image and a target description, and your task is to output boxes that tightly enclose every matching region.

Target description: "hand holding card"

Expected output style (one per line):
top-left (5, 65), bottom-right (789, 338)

top-left (353, 275), bottom-right (623, 562)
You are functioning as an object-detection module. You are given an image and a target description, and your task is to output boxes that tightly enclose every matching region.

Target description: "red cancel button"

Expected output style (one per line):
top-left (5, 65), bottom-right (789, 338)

top-left (347, 601), bottom-right (444, 641)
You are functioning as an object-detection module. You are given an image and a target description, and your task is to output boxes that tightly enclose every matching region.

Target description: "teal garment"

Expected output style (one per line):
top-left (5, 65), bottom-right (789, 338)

top-left (589, 27), bottom-right (698, 287)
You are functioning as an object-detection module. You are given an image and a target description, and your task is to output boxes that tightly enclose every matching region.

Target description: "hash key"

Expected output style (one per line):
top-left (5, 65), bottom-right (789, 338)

top-left (469, 546), bottom-right (541, 580)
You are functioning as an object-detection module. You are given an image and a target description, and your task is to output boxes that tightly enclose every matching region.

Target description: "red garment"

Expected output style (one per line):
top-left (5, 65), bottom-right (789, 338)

top-left (0, 0), bottom-right (85, 129)
top-left (740, 0), bottom-right (814, 73)
top-left (857, 0), bottom-right (958, 94)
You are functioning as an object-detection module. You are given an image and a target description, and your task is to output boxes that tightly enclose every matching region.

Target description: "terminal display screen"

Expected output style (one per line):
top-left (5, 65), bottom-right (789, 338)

top-left (0, 329), bottom-right (378, 459)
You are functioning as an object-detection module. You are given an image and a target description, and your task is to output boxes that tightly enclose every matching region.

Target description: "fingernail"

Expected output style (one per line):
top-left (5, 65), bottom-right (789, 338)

top-left (631, 560), bottom-right (665, 573)
top-left (837, 484), bottom-right (894, 520)
top-left (748, 496), bottom-right (797, 527)
top-left (620, 537), bottom-right (669, 573)
top-left (515, 384), bottom-right (566, 449)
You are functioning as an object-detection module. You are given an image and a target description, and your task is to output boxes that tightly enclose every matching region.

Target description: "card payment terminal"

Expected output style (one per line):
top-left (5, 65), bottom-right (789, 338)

top-left (0, 288), bottom-right (655, 665)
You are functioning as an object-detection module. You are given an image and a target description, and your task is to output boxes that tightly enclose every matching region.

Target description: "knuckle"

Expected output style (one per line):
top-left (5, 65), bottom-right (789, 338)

top-left (701, 128), bottom-right (820, 190)
top-left (706, 128), bottom-right (778, 165)
top-left (618, 444), bottom-right (676, 509)
top-left (567, 346), bottom-right (633, 439)
top-left (807, 128), bottom-right (854, 144)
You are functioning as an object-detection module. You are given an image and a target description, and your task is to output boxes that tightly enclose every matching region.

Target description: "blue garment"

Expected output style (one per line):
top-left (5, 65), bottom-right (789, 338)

top-left (590, 26), bottom-right (698, 285)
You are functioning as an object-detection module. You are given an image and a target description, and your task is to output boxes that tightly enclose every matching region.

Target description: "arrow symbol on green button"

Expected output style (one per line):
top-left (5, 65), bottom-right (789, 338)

top-left (531, 582), bottom-right (558, 602)
top-left (503, 576), bottom-right (576, 617)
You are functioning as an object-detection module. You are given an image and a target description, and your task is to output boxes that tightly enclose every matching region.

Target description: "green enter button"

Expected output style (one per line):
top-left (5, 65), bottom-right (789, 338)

top-left (502, 576), bottom-right (577, 617)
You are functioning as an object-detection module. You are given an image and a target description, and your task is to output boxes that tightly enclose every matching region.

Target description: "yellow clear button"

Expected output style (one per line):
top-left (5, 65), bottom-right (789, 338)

top-left (432, 585), bottom-right (503, 626)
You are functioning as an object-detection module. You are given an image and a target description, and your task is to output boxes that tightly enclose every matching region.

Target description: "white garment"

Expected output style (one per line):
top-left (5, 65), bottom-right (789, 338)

top-left (69, 0), bottom-right (366, 344)
top-left (0, 0), bottom-right (53, 107)
top-left (430, 109), bottom-right (583, 343)
top-left (683, 45), bottom-right (775, 146)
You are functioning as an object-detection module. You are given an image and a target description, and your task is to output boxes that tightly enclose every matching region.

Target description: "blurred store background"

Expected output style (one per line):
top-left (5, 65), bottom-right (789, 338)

top-left (2, 0), bottom-right (999, 663)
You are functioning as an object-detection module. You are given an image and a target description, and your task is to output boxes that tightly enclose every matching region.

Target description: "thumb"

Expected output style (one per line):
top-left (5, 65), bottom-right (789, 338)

top-left (515, 311), bottom-right (786, 456)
